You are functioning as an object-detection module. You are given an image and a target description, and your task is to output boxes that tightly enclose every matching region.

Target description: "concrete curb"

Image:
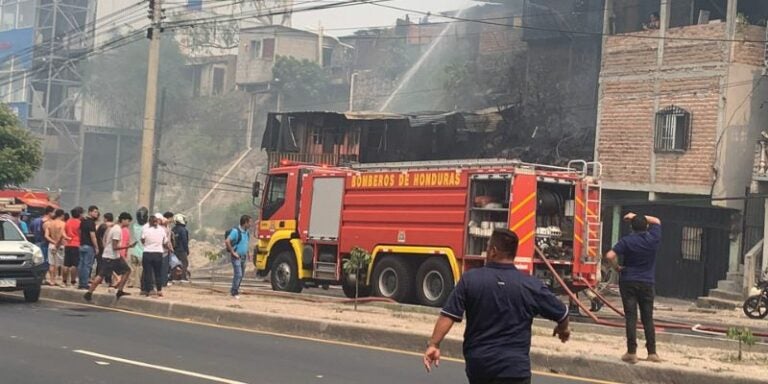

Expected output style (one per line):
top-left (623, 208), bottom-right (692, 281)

top-left (40, 288), bottom-right (764, 384)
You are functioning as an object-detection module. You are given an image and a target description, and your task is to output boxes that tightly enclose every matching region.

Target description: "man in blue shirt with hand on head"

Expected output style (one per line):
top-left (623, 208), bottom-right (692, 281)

top-left (605, 212), bottom-right (662, 364)
top-left (423, 229), bottom-right (571, 384)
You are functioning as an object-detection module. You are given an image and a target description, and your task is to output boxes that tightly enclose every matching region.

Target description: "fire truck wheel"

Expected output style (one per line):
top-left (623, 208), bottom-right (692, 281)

top-left (415, 257), bottom-right (454, 307)
top-left (342, 274), bottom-right (371, 299)
top-left (270, 251), bottom-right (303, 293)
top-left (372, 257), bottom-right (414, 303)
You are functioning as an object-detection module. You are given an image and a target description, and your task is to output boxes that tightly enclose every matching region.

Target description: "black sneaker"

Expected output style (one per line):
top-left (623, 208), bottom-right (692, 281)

top-left (116, 291), bottom-right (131, 300)
top-left (83, 292), bottom-right (92, 302)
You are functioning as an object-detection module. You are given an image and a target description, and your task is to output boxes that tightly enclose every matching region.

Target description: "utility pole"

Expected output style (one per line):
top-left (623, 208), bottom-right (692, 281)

top-left (149, 88), bottom-right (167, 213)
top-left (138, 0), bottom-right (163, 208)
top-left (317, 21), bottom-right (324, 66)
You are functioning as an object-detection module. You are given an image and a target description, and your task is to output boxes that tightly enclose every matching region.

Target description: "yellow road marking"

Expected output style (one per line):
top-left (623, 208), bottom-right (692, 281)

top-left (35, 296), bottom-right (620, 384)
top-left (74, 349), bottom-right (247, 384)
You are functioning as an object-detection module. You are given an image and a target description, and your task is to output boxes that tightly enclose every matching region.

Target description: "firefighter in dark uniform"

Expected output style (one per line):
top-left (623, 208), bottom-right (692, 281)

top-left (423, 229), bottom-right (571, 384)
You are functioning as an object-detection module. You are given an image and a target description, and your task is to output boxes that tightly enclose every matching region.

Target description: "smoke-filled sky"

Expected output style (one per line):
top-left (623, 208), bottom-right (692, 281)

top-left (293, 0), bottom-right (474, 36)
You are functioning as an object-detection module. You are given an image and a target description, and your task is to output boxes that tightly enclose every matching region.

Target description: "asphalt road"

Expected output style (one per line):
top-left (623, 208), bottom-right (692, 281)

top-left (0, 295), bottom-right (614, 384)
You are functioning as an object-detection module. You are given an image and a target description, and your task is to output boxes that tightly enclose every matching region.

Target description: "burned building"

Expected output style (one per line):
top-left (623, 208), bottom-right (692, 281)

top-left (260, 110), bottom-right (503, 169)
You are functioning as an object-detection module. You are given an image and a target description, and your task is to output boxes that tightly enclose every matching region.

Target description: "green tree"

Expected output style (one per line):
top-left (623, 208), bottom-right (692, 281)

top-left (727, 327), bottom-right (757, 361)
top-left (0, 106), bottom-right (42, 188)
top-left (273, 56), bottom-right (338, 109)
top-left (342, 247), bottom-right (371, 311)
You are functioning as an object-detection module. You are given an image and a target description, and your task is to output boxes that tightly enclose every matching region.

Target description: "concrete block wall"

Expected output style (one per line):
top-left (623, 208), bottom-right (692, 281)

top-left (597, 22), bottom-right (766, 191)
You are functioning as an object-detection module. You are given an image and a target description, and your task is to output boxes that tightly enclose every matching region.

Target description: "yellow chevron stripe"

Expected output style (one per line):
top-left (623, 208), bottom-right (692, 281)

top-left (574, 215), bottom-right (599, 238)
top-left (510, 192), bottom-right (536, 215)
top-left (519, 231), bottom-right (535, 245)
top-left (511, 210), bottom-right (536, 232)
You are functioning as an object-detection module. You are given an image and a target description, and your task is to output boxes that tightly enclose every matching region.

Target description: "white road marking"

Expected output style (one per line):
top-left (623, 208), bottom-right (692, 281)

top-left (73, 350), bottom-right (248, 384)
top-left (95, 361), bottom-right (110, 366)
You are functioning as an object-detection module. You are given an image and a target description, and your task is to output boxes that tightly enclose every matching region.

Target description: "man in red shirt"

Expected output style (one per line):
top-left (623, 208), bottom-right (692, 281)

top-left (63, 207), bottom-right (83, 287)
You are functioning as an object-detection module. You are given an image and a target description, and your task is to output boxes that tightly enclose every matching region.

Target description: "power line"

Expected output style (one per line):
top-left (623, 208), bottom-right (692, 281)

top-left (159, 168), bottom-right (253, 190)
top-left (158, 181), bottom-right (253, 194)
top-left (162, 160), bottom-right (254, 184)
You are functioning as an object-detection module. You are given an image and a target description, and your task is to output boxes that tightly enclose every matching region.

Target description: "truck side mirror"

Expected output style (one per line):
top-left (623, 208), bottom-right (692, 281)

top-left (252, 180), bottom-right (261, 198)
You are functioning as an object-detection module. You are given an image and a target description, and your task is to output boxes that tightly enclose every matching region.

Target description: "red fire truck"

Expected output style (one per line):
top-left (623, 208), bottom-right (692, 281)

top-left (253, 159), bottom-right (602, 307)
top-left (0, 189), bottom-right (59, 216)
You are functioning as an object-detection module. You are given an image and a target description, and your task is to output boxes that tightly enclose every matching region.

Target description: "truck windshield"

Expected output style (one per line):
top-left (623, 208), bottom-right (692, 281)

top-left (262, 174), bottom-right (288, 220)
top-left (0, 221), bottom-right (24, 241)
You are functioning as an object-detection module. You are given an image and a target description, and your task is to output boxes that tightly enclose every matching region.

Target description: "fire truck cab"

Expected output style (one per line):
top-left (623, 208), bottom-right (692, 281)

top-left (253, 159), bottom-right (602, 307)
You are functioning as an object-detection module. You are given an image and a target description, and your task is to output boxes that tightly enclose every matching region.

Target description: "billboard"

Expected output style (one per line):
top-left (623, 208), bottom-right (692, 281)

top-left (0, 28), bottom-right (34, 69)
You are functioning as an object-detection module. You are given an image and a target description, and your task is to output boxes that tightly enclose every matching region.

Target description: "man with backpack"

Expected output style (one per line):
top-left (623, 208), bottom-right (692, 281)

top-left (225, 215), bottom-right (251, 299)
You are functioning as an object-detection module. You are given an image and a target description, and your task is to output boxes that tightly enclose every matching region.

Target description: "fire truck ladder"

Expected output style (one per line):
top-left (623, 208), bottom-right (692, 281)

top-left (582, 182), bottom-right (602, 264)
top-left (568, 161), bottom-right (603, 263)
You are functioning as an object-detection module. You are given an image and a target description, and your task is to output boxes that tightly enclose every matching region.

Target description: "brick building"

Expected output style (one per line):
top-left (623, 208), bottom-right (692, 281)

top-left (596, 0), bottom-right (768, 300)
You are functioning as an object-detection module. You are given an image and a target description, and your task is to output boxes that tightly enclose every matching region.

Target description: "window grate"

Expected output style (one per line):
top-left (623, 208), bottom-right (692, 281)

top-left (681, 226), bottom-right (703, 262)
top-left (654, 105), bottom-right (691, 152)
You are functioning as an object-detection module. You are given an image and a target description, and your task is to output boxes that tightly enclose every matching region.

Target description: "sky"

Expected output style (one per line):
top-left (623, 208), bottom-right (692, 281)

top-left (291, 0), bottom-right (475, 36)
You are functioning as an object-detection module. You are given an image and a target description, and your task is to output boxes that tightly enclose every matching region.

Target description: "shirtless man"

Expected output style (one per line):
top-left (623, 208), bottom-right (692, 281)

top-left (44, 209), bottom-right (69, 286)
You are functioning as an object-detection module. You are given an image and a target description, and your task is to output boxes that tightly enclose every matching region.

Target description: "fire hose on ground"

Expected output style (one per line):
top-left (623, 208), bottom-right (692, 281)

top-left (534, 247), bottom-right (768, 339)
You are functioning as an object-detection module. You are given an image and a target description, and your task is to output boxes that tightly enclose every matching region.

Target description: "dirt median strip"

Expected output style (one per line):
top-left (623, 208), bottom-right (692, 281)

top-left (38, 287), bottom-right (767, 384)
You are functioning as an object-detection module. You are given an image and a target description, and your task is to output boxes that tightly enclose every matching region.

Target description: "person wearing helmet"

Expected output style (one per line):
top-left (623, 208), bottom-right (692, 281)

top-left (171, 214), bottom-right (190, 283)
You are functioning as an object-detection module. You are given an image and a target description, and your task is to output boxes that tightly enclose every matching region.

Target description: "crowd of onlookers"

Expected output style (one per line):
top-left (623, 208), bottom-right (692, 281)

top-left (4, 203), bottom-right (254, 301)
top-left (21, 205), bottom-right (191, 301)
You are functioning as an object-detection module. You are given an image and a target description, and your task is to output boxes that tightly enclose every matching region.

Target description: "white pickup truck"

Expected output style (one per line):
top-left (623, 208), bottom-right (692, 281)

top-left (0, 218), bottom-right (45, 302)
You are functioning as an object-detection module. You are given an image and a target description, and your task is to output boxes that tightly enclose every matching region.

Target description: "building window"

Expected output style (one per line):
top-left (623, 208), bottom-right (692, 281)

top-left (262, 38), bottom-right (275, 60)
top-left (654, 105), bottom-right (691, 152)
top-left (681, 226), bottom-right (703, 262)
top-left (1, 2), bottom-right (17, 31)
top-left (250, 40), bottom-right (262, 60)
top-left (322, 47), bottom-right (333, 67)
top-left (17, 0), bottom-right (33, 29)
top-left (190, 65), bottom-right (202, 97)
top-left (310, 127), bottom-right (323, 145)
top-left (212, 67), bottom-right (225, 95)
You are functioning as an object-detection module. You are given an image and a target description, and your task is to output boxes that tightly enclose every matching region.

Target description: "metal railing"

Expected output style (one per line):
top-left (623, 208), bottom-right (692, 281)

top-left (755, 137), bottom-right (768, 179)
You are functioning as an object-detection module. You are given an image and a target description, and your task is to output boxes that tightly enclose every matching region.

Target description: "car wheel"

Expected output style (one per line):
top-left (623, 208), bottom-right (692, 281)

top-left (24, 286), bottom-right (41, 303)
top-left (270, 251), bottom-right (303, 293)
top-left (415, 257), bottom-right (454, 307)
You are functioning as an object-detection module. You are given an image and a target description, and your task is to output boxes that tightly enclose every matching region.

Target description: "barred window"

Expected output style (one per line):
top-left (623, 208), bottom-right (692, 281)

top-left (681, 226), bottom-right (703, 261)
top-left (655, 106), bottom-right (691, 152)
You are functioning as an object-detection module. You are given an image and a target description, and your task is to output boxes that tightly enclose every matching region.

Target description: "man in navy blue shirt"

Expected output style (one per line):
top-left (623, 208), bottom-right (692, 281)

top-left (423, 229), bottom-right (570, 384)
top-left (605, 212), bottom-right (662, 364)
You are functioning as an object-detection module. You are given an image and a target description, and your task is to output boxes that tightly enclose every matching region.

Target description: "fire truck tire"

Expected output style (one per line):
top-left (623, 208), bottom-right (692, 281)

top-left (415, 257), bottom-right (454, 307)
top-left (270, 251), bottom-right (303, 293)
top-left (372, 257), bottom-right (414, 303)
top-left (342, 274), bottom-right (371, 299)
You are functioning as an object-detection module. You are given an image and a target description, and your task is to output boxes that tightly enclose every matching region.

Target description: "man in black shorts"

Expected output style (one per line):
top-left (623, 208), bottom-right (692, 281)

top-left (85, 212), bottom-right (136, 301)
